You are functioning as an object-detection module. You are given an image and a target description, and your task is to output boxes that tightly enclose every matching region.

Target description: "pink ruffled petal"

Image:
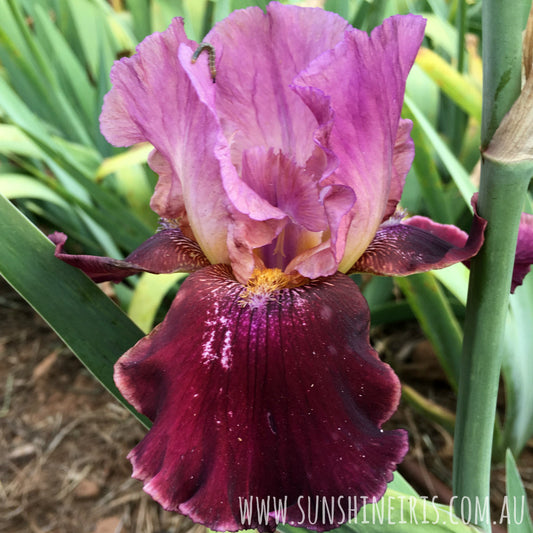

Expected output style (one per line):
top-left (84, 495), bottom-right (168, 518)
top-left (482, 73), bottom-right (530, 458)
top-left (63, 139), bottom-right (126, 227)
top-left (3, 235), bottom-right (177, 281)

top-left (241, 147), bottom-right (327, 231)
top-left (226, 213), bottom-right (287, 283)
top-left (294, 15), bottom-right (426, 272)
top-left (179, 6), bottom-right (352, 280)
top-left (512, 212), bottom-right (533, 292)
top-left (349, 210), bottom-right (486, 276)
top-left (99, 19), bottom-right (231, 265)
top-left (115, 265), bottom-right (407, 531)
top-left (49, 229), bottom-right (209, 283)
top-left (383, 119), bottom-right (415, 222)
top-left (283, 85), bottom-right (356, 278)
top-left (204, 3), bottom-right (350, 165)
top-left (283, 184), bottom-right (357, 279)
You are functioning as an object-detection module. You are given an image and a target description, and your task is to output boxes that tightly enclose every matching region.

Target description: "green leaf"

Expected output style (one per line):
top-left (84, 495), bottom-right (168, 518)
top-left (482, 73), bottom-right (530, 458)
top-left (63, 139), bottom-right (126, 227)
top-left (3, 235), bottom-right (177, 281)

top-left (369, 301), bottom-right (415, 326)
top-left (213, 0), bottom-right (233, 24)
top-left (395, 273), bottom-right (462, 389)
top-left (0, 174), bottom-right (69, 207)
top-left (64, 0), bottom-right (116, 80)
top-left (505, 450), bottom-right (533, 533)
top-left (0, 124), bottom-right (44, 158)
top-left (423, 13), bottom-right (458, 59)
top-left (501, 273), bottom-right (533, 455)
top-left (0, 194), bottom-right (148, 428)
top-left (0, 76), bottom-right (152, 249)
top-left (32, 4), bottom-right (96, 129)
top-left (387, 471), bottom-right (418, 498)
top-left (404, 94), bottom-right (476, 211)
top-left (402, 104), bottom-right (453, 224)
top-left (361, 276), bottom-right (394, 309)
top-left (128, 272), bottom-right (186, 333)
top-left (433, 264), bottom-right (469, 306)
top-left (111, 165), bottom-right (159, 228)
top-left (0, 0), bottom-right (95, 147)
top-left (402, 384), bottom-right (455, 434)
top-left (278, 485), bottom-right (478, 533)
top-left (406, 63), bottom-right (440, 128)
top-left (323, 0), bottom-right (361, 22)
top-left (96, 143), bottom-right (152, 179)
top-left (426, 0), bottom-right (449, 21)
top-left (126, 0), bottom-right (152, 41)
top-left (415, 48), bottom-right (482, 122)
top-left (0, 1), bottom-right (33, 60)
top-left (231, 0), bottom-right (268, 10)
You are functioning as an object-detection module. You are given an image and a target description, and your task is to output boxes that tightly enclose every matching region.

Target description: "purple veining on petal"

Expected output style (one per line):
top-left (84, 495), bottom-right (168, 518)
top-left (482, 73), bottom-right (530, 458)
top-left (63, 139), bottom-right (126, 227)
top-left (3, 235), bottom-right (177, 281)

top-left (114, 265), bottom-right (407, 531)
top-left (349, 206), bottom-right (486, 276)
top-left (512, 212), bottom-right (533, 292)
top-left (49, 229), bottom-right (209, 283)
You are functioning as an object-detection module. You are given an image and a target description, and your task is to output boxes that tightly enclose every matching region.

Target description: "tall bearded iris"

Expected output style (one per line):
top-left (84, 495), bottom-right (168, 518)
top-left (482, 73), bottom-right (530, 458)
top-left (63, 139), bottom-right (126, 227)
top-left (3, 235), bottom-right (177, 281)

top-left (50, 3), bottom-right (489, 531)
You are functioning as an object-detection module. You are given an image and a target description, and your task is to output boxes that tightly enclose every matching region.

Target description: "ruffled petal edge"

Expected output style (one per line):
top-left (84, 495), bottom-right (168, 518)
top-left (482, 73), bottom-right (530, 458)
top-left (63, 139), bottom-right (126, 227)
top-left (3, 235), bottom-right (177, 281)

top-left (115, 265), bottom-right (408, 531)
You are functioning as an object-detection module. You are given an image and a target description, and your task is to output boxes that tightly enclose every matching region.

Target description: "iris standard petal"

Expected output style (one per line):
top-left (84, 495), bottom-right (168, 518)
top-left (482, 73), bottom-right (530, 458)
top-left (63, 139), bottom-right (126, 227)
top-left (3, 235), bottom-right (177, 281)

top-left (383, 119), bottom-right (416, 222)
top-left (179, 4), bottom-right (352, 280)
top-left (114, 265), bottom-right (407, 531)
top-left (295, 15), bottom-right (426, 272)
top-left (349, 209), bottom-right (486, 276)
top-left (49, 229), bottom-right (209, 283)
top-left (99, 18), bottom-right (231, 265)
top-left (204, 2), bottom-right (350, 164)
top-left (284, 85), bottom-right (356, 278)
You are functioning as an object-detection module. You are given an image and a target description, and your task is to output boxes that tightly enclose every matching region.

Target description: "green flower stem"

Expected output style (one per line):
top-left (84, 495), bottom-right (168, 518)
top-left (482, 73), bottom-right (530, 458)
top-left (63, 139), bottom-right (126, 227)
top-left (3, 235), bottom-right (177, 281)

top-left (480, 0), bottom-right (530, 146)
top-left (452, 3), bottom-right (530, 529)
top-left (453, 163), bottom-right (529, 530)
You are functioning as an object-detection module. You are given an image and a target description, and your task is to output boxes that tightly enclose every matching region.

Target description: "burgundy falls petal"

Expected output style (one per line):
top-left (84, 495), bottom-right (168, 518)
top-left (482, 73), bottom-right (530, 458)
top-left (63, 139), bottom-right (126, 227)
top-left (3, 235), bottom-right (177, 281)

top-left (349, 205), bottom-right (487, 276)
top-left (114, 265), bottom-right (408, 531)
top-left (49, 229), bottom-right (209, 283)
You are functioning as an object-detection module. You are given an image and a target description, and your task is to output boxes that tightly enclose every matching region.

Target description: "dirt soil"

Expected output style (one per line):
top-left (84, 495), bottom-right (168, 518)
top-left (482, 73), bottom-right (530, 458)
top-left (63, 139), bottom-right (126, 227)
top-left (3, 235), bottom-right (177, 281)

top-left (1, 278), bottom-right (532, 533)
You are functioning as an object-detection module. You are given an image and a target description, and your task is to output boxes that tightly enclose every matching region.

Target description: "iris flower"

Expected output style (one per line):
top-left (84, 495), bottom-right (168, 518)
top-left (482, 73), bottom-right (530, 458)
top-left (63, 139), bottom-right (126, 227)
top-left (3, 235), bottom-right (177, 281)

top-left (50, 3), bottom-right (490, 531)
top-left (511, 212), bottom-right (533, 292)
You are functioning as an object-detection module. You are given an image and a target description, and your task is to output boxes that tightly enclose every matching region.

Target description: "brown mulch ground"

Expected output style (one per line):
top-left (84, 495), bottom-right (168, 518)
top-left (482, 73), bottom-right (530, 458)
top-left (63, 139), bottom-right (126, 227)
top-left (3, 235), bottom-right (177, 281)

top-left (1, 278), bottom-right (532, 532)
top-left (0, 279), bottom-right (198, 533)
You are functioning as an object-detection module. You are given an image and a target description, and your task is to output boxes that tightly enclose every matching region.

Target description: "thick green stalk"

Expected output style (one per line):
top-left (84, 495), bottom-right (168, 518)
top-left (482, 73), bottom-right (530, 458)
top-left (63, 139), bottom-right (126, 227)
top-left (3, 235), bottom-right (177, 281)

top-left (452, 1), bottom-right (530, 530)
top-left (453, 164), bottom-right (528, 529)
top-left (480, 1), bottom-right (530, 146)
